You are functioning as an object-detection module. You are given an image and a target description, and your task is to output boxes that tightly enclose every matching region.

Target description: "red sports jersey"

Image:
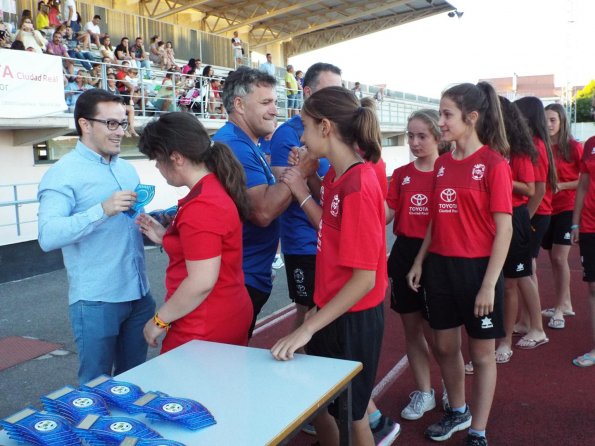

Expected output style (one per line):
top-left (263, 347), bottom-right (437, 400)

top-left (315, 163), bottom-right (386, 312)
top-left (429, 146), bottom-right (513, 258)
top-left (161, 174), bottom-right (253, 353)
top-left (510, 154), bottom-right (535, 207)
top-left (533, 137), bottom-right (552, 215)
top-left (372, 158), bottom-right (388, 199)
top-left (552, 139), bottom-right (583, 214)
top-left (387, 161), bottom-right (434, 238)
top-left (579, 137), bottom-right (595, 233)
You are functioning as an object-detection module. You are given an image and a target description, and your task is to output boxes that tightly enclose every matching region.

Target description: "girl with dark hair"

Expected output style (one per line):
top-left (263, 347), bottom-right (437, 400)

top-left (494, 97), bottom-right (548, 363)
top-left (137, 112), bottom-right (253, 353)
top-left (407, 82), bottom-right (513, 446)
top-left (570, 135), bottom-right (595, 367)
top-left (271, 86), bottom-right (389, 445)
top-left (542, 103), bottom-right (583, 329)
top-left (386, 109), bottom-right (441, 420)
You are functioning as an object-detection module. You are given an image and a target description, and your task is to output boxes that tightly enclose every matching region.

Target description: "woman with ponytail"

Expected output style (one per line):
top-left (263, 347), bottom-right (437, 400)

top-left (136, 112), bottom-right (253, 353)
top-left (407, 82), bottom-right (512, 446)
top-left (271, 86), bottom-right (389, 445)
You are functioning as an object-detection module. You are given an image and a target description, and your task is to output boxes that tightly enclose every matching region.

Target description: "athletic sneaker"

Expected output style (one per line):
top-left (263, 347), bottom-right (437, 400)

top-left (401, 389), bottom-right (436, 420)
top-left (424, 406), bottom-right (472, 441)
top-left (302, 422), bottom-right (316, 435)
top-left (272, 255), bottom-right (285, 269)
top-left (466, 433), bottom-right (488, 446)
top-left (441, 382), bottom-right (450, 411)
top-left (372, 416), bottom-right (401, 446)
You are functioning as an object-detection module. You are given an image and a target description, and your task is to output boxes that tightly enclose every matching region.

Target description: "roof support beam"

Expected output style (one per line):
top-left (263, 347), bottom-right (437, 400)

top-left (251, 0), bottom-right (409, 49)
top-left (214, 0), bottom-right (321, 34)
top-left (151, 0), bottom-right (211, 20)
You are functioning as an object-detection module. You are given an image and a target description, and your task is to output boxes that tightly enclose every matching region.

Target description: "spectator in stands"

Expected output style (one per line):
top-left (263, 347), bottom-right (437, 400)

top-left (182, 58), bottom-right (199, 75)
top-left (208, 77), bottom-right (225, 119)
top-left (352, 81), bottom-right (363, 99)
top-left (295, 70), bottom-right (304, 108)
top-left (374, 85), bottom-right (385, 103)
top-left (61, 0), bottom-right (79, 32)
top-left (153, 71), bottom-right (176, 112)
top-left (99, 35), bottom-right (117, 64)
top-left (260, 53), bottom-right (275, 76)
top-left (162, 41), bottom-right (176, 71)
top-left (131, 37), bottom-right (151, 76)
top-left (231, 31), bottom-right (243, 67)
top-left (11, 40), bottom-right (26, 50)
top-left (285, 64), bottom-right (298, 117)
top-left (62, 24), bottom-right (89, 52)
top-left (46, 31), bottom-right (76, 78)
top-left (84, 14), bottom-right (103, 48)
top-left (87, 63), bottom-right (103, 88)
top-left (47, 0), bottom-right (61, 28)
top-left (105, 72), bottom-right (138, 137)
top-left (64, 69), bottom-right (89, 111)
top-left (149, 35), bottom-right (161, 65)
top-left (35, 3), bottom-right (52, 34)
top-left (213, 67), bottom-right (318, 337)
top-left (16, 16), bottom-right (47, 53)
top-left (0, 17), bottom-right (13, 49)
top-left (115, 37), bottom-right (136, 67)
top-left (116, 61), bottom-right (143, 110)
top-left (38, 89), bottom-right (155, 384)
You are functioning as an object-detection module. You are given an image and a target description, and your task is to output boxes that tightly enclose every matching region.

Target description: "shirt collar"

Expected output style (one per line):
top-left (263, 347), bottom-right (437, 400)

top-left (75, 139), bottom-right (119, 165)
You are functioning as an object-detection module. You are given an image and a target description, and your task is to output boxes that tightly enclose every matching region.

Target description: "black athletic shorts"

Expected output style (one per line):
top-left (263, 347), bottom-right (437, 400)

top-left (387, 235), bottom-right (428, 316)
top-left (245, 285), bottom-right (270, 338)
top-left (541, 210), bottom-right (573, 249)
top-left (307, 304), bottom-right (384, 421)
top-left (503, 205), bottom-right (533, 278)
top-left (530, 214), bottom-right (551, 258)
top-left (579, 233), bottom-right (595, 282)
top-left (284, 254), bottom-right (316, 308)
top-left (422, 254), bottom-right (504, 339)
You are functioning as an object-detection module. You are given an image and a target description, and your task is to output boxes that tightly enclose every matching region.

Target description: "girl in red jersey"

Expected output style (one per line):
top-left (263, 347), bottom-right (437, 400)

top-left (271, 86), bottom-right (388, 446)
top-left (495, 97), bottom-right (548, 362)
top-left (571, 135), bottom-right (595, 367)
top-left (542, 103), bottom-right (583, 329)
top-left (408, 82), bottom-right (512, 446)
top-left (386, 109), bottom-right (441, 420)
top-left (136, 112), bottom-right (253, 352)
top-left (512, 97), bottom-right (557, 337)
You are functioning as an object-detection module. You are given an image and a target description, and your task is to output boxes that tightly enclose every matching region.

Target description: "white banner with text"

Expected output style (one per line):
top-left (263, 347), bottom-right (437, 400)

top-left (0, 49), bottom-right (67, 118)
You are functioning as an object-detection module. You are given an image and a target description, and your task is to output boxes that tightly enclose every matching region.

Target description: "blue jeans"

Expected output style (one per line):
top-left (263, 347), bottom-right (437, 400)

top-left (69, 292), bottom-right (156, 384)
top-left (68, 50), bottom-right (93, 70)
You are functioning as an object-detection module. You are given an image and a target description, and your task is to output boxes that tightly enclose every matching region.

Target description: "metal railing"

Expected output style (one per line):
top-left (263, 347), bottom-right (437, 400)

top-left (0, 183), bottom-right (39, 237)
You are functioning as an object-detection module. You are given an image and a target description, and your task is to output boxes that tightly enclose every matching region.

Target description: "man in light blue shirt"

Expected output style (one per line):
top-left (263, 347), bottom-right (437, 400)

top-left (38, 89), bottom-right (155, 384)
top-left (259, 53), bottom-right (276, 77)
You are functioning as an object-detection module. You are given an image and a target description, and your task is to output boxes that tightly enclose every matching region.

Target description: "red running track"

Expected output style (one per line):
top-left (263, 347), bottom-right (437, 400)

top-left (250, 247), bottom-right (595, 445)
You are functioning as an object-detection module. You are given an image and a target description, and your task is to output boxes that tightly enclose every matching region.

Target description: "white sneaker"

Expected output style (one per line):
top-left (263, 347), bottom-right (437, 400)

top-left (272, 255), bottom-right (284, 269)
top-left (401, 389), bottom-right (436, 420)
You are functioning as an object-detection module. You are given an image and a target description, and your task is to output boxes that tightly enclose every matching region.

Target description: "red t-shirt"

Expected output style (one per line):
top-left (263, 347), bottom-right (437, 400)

top-left (161, 174), bottom-right (253, 353)
top-left (315, 163), bottom-right (386, 312)
top-left (552, 139), bottom-right (583, 214)
top-left (533, 137), bottom-right (552, 215)
top-left (429, 146), bottom-right (513, 258)
top-left (579, 136), bottom-right (595, 233)
top-left (510, 154), bottom-right (535, 207)
top-left (371, 158), bottom-right (388, 199)
top-left (386, 161), bottom-right (434, 239)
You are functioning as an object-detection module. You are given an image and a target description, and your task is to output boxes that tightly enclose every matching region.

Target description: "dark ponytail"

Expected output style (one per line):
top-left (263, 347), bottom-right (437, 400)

top-left (139, 112), bottom-right (251, 220)
top-left (302, 86), bottom-right (381, 162)
top-left (442, 82), bottom-right (509, 156)
top-left (498, 96), bottom-right (537, 162)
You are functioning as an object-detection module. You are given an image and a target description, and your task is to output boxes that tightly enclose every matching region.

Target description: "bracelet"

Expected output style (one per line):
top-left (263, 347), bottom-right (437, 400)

top-left (300, 194), bottom-right (312, 208)
top-left (153, 313), bottom-right (171, 331)
top-left (570, 224), bottom-right (579, 230)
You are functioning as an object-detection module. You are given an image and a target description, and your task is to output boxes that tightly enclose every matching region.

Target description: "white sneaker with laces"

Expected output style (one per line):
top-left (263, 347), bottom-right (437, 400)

top-left (401, 389), bottom-right (436, 420)
top-left (272, 255), bottom-right (284, 269)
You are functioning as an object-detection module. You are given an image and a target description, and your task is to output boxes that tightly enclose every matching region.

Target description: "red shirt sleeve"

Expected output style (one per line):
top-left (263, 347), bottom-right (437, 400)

top-left (177, 202), bottom-right (224, 260)
top-left (489, 158), bottom-right (513, 214)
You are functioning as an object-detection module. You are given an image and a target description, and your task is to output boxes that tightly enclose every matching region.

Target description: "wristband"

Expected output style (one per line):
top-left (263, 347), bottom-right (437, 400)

top-left (153, 313), bottom-right (171, 331)
top-left (300, 194), bottom-right (312, 208)
top-left (570, 224), bottom-right (579, 230)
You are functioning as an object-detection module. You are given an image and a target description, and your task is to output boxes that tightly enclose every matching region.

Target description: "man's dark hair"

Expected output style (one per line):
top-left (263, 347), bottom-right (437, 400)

top-left (221, 66), bottom-right (276, 114)
top-left (74, 89), bottom-right (125, 136)
top-left (303, 62), bottom-right (341, 89)
top-left (93, 15), bottom-right (101, 20)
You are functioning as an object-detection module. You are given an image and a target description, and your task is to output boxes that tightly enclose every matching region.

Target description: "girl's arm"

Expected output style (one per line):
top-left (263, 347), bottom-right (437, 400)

top-left (571, 172), bottom-right (589, 244)
top-left (278, 167), bottom-right (322, 228)
top-left (556, 179), bottom-right (579, 191)
top-left (271, 268), bottom-right (375, 360)
top-left (144, 256), bottom-right (220, 347)
top-left (473, 212), bottom-right (512, 317)
top-left (406, 221), bottom-right (432, 291)
top-left (512, 180), bottom-right (534, 198)
top-left (526, 181), bottom-right (545, 218)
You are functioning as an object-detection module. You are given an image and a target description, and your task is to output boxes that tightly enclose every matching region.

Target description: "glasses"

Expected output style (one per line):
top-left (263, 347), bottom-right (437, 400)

top-left (86, 118), bottom-right (129, 131)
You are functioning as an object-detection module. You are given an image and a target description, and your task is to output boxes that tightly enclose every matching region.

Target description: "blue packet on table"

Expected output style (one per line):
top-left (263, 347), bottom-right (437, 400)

top-left (81, 375), bottom-right (146, 414)
top-left (120, 437), bottom-right (186, 446)
top-left (75, 414), bottom-right (161, 445)
top-left (133, 392), bottom-right (216, 431)
top-left (127, 184), bottom-right (156, 217)
top-left (0, 407), bottom-right (82, 445)
top-left (41, 386), bottom-right (110, 424)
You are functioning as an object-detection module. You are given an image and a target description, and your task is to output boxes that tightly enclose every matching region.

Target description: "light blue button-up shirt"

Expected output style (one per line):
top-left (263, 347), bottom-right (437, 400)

top-left (37, 140), bottom-right (149, 305)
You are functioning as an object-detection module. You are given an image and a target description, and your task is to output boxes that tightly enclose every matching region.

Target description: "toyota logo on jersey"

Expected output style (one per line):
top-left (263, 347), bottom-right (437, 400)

top-left (439, 188), bottom-right (458, 213)
top-left (411, 194), bottom-right (428, 206)
top-left (472, 163), bottom-right (486, 180)
top-left (409, 193), bottom-right (429, 215)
